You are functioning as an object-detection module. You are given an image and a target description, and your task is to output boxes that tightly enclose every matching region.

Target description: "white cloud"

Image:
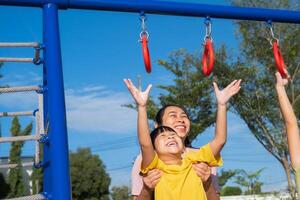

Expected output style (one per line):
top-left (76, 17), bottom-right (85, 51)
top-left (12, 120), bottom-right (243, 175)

top-left (0, 71), bottom-right (42, 87)
top-left (65, 86), bottom-right (136, 134)
top-left (0, 82), bottom-right (137, 134)
top-left (0, 92), bottom-right (38, 111)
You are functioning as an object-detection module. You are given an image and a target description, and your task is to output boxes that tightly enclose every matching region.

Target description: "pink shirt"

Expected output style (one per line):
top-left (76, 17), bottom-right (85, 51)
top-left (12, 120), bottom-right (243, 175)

top-left (131, 153), bottom-right (220, 196)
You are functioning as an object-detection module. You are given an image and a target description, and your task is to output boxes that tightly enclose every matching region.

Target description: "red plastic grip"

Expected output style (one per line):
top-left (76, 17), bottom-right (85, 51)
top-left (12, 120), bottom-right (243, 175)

top-left (202, 38), bottom-right (215, 76)
top-left (141, 35), bottom-right (151, 73)
top-left (273, 41), bottom-right (288, 78)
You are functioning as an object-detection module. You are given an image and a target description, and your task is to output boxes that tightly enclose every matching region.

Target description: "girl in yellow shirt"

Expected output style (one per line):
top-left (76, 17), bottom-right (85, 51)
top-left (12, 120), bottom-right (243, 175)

top-left (124, 78), bottom-right (241, 200)
top-left (275, 72), bottom-right (300, 195)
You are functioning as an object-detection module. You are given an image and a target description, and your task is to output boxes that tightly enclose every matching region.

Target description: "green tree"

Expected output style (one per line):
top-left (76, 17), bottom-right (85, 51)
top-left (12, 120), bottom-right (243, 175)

top-left (0, 172), bottom-right (10, 198)
top-left (8, 117), bottom-right (32, 198)
top-left (234, 168), bottom-right (264, 195)
top-left (70, 148), bottom-right (110, 200)
top-left (31, 160), bottom-right (43, 194)
top-left (141, 1), bottom-right (300, 198)
top-left (218, 169), bottom-right (240, 188)
top-left (221, 186), bottom-right (242, 196)
top-left (221, 0), bottom-right (300, 198)
top-left (111, 185), bottom-right (131, 200)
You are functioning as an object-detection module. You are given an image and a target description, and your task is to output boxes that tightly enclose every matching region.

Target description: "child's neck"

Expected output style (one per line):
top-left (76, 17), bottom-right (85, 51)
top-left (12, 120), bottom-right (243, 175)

top-left (158, 153), bottom-right (182, 165)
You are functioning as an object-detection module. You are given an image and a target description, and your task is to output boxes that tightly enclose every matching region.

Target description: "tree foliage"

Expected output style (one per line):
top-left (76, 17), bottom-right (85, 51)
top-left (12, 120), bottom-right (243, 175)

top-left (7, 117), bottom-right (32, 198)
top-left (0, 172), bottom-right (10, 198)
top-left (70, 148), bottom-right (110, 200)
top-left (125, 0), bottom-right (299, 198)
top-left (218, 169), bottom-right (240, 188)
top-left (221, 186), bottom-right (242, 196)
top-left (31, 160), bottom-right (43, 194)
top-left (234, 168), bottom-right (264, 195)
top-left (111, 185), bottom-right (131, 200)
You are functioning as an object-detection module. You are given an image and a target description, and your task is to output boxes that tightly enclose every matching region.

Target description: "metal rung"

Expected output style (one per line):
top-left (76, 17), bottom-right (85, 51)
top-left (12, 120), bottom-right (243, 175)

top-left (0, 135), bottom-right (39, 143)
top-left (0, 111), bottom-right (34, 117)
top-left (0, 42), bottom-right (40, 48)
top-left (0, 86), bottom-right (41, 93)
top-left (0, 57), bottom-right (34, 63)
top-left (0, 162), bottom-right (34, 169)
top-left (4, 194), bottom-right (45, 200)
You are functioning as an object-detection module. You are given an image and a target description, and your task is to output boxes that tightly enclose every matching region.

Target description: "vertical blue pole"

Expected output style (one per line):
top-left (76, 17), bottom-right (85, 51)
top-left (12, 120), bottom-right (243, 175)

top-left (42, 60), bottom-right (52, 195)
top-left (43, 3), bottom-right (71, 200)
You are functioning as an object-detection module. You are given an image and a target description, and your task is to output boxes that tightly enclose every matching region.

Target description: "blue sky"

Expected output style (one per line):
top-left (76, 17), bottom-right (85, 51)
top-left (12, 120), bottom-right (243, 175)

top-left (0, 1), bottom-right (290, 192)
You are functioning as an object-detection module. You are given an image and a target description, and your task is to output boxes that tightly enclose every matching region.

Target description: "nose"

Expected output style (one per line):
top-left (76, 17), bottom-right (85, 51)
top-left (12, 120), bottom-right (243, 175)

top-left (168, 134), bottom-right (174, 139)
top-left (177, 116), bottom-right (184, 123)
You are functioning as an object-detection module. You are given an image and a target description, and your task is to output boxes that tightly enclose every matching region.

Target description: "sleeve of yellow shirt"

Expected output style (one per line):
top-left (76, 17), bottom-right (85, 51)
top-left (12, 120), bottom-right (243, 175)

top-left (140, 153), bottom-right (159, 175)
top-left (186, 143), bottom-right (223, 167)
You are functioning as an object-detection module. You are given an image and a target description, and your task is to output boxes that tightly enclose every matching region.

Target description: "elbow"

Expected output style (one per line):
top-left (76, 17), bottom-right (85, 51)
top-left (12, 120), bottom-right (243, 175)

top-left (140, 143), bottom-right (153, 150)
top-left (212, 137), bottom-right (226, 150)
top-left (216, 137), bottom-right (227, 147)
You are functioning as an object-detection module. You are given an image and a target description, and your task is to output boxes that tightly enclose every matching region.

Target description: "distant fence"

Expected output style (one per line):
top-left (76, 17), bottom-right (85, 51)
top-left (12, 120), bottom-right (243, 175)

top-left (221, 193), bottom-right (291, 200)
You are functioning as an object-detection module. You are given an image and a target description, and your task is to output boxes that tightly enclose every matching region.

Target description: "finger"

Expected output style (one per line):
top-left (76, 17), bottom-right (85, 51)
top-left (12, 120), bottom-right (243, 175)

top-left (212, 82), bottom-right (219, 92)
top-left (230, 79), bottom-right (242, 93)
top-left (232, 80), bottom-right (242, 92)
top-left (148, 169), bottom-right (162, 176)
top-left (225, 79), bottom-right (238, 89)
top-left (127, 79), bottom-right (139, 92)
top-left (150, 173), bottom-right (162, 184)
top-left (275, 71), bottom-right (282, 82)
top-left (145, 84), bottom-right (152, 95)
top-left (151, 179), bottom-right (160, 188)
top-left (123, 79), bottom-right (130, 88)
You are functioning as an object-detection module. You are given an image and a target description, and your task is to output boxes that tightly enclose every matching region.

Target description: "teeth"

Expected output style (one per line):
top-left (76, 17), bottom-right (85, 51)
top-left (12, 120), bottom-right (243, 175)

top-left (167, 141), bottom-right (176, 146)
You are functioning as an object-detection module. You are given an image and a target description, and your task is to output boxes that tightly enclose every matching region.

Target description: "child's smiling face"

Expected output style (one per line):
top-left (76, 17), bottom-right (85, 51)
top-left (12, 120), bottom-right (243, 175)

top-left (154, 130), bottom-right (184, 156)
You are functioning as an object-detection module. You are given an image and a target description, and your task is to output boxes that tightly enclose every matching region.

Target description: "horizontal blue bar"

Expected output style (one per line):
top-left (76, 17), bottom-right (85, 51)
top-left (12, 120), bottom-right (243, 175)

top-left (69, 0), bottom-right (300, 23)
top-left (0, 0), bottom-right (300, 23)
top-left (0, 0), bottom-right (299, 23)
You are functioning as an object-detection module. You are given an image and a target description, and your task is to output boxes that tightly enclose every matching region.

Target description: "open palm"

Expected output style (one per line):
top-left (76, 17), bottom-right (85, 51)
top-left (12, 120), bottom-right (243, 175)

top-left (213, 79), bottom-right (241, 105)
top-left (124, 79), bottom-right (152, 106)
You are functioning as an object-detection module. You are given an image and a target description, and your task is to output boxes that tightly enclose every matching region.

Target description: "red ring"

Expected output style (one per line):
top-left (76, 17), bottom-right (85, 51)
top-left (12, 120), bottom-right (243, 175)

top-left (273, 41), bottom-right (288, 78)
top-left (141, 35), bottom-right (151, 73)
top-left (202, 38), bottom-right (215, 76)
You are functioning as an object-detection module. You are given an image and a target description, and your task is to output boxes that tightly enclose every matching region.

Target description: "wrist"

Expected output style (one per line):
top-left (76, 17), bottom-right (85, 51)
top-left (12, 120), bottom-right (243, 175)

top-left (143, 183), bottom-right (154, 192)
top-left (203, 176), bottom-right (212, 191)
top-left (138, 105), bottom-right (147, 109)
top-left (217, 103), bottom-right (227, 108)
top-left (275, 84), bottom-right (285, 89)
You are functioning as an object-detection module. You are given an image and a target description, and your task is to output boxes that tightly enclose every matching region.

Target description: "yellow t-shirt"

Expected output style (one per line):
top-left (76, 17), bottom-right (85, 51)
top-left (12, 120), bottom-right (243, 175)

top-left (141, 143), bottom-right (222, 200)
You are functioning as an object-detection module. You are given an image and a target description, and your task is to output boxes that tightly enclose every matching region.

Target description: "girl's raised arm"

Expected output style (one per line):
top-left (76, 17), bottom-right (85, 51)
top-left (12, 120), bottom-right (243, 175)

top-left (124, 79), bottom-right (155, 169)
top-left (210, 80), bottom-right (241, 157)
top-left (275, 72), bottom-right (300, 167)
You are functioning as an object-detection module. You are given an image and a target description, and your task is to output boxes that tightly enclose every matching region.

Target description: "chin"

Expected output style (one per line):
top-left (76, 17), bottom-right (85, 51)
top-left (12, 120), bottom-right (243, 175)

top-left (168, 148), bottom-right (182, 154)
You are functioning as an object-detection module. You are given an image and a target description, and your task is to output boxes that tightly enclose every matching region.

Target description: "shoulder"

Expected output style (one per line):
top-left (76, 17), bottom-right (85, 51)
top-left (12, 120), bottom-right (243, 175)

top-left (185, 146), bottom-right (198, 152)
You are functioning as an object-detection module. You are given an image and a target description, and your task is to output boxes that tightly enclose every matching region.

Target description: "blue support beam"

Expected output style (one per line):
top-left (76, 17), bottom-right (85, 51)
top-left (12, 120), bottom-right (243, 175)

top-left (0, 0), bottom-right (299, 23)
top-left (43, 3), bottom-right (71, 200)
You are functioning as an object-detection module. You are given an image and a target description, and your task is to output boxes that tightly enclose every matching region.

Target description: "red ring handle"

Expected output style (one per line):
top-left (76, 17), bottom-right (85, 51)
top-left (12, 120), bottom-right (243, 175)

top-left (202, 38), bottom-right (215, 76)
top-left (273, 41), bottom-right (288, 78)
top-left (141, 35), bottom-right (151, 73)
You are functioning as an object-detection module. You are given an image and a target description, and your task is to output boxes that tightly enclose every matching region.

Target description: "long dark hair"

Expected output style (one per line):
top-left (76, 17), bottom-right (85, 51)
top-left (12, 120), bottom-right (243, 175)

top-left (154, 104), bottom-right (192, 147)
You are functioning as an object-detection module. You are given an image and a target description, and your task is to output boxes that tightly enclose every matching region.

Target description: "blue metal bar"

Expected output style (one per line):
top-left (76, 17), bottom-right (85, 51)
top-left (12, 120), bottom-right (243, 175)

top-left (43, 3), bottom-right (71, 200)
top-left (0, 0), bottom-right (300, 23)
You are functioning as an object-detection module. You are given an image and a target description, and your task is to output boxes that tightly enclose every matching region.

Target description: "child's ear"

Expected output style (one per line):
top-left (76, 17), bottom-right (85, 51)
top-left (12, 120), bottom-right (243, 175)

top-left (154, 123), bottom-right (158, 128)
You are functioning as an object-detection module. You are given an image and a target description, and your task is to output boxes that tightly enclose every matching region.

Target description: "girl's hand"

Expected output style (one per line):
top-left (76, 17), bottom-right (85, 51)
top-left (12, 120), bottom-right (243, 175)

top-left (142, 169), bottom-right (163, 190)
top-left (213, 79), bottom-right (241, 106)
top-left (192, 162), bottom-right (211, 182)
top-left (275, 71), bottom-right (289, 88)
top-left (124, 79), bottom-right (152, 107)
